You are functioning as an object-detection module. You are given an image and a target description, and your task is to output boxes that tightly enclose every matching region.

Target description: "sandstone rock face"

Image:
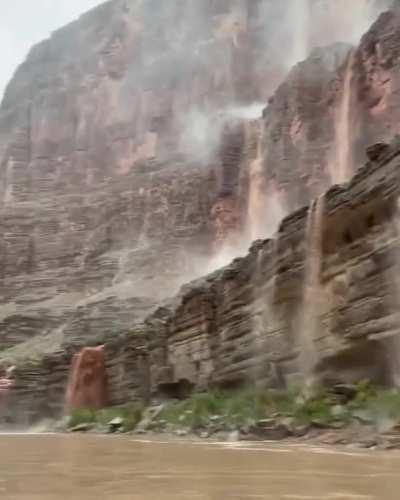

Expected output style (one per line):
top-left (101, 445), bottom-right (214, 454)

top-left (0, 1), bottom-right (392, 356)
top-left (1, 352), bottom-right (70, 424)
top-left (146, 138), bottom-right (400, 394)
top-left (10, 138), bottom-right (400, 424)
top-left (261, 43), bottom-right (353, 205)
top-left (353, 7), bottom-right (400, 152)
top-left (0, 0), bottom-right (398, 423)
top-left (257, 4), bottom-right (400, 212)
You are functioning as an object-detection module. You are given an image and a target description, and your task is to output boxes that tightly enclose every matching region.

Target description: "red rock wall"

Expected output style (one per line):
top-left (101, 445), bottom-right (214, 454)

top-left (0, 0), bottom-right (396, 420)
top-left (253, 5), bottom-right (400, 220)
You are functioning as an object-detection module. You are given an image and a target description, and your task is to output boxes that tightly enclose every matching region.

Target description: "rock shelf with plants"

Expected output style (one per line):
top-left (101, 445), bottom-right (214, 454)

top-left (64, 382), bottom-right (400, 449)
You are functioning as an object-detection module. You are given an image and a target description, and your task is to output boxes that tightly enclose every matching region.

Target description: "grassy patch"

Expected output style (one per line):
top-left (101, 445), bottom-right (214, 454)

top-left (268, 386), bottom-right (338, 426)
top-left (347, 382), bottom-right (400, 426)
top-left (157, 388), bottom-right (273, 430)
top-left (155, 382), bottom-right (400, 432)
top-left (96, 403), bottom-right (144, 431)
top-left (68, 403), bottom-right (143, 432)
top-left (67, 382), bottom-right (400, 435)
top-left (68, 408), bottom-right (97, 428)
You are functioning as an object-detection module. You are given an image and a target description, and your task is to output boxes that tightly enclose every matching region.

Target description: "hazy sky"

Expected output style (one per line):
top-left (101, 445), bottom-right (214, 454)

top-left (0, 0), bottom-right (105, 100)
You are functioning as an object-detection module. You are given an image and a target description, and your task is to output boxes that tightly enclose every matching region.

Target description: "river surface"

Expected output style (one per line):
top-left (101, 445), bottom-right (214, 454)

top-left (1, 434), bottom-right (400, 499)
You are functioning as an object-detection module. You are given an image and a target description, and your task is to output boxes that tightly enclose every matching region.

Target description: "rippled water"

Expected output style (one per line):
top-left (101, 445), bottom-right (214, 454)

top-left (0, 434), bottom-right (399, 499)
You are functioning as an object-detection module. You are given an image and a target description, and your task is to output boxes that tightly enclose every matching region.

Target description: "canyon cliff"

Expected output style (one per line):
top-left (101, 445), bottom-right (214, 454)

top-left (0, 0), bottom-right (400, 423)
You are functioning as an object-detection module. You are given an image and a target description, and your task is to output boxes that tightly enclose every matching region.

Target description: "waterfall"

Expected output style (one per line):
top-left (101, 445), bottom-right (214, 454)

top-left (251, 244), bottom-right (266, 384)
top-left (3, 156), bottom-right (14, 205)
top-left (298, 195), bottom-right (325, 383)
top-left (65, 346), bottom-right (107, 413)
top-left (332, 49), bottom-right (356, 184)
top-left (246, 119), bottom-right (286, 243)
top-left (251, 240), bottom-right (279, 387)
top-left (385, 200), bottom-right (400, 386)
top-left (247, 120), bottom-right (265, 241)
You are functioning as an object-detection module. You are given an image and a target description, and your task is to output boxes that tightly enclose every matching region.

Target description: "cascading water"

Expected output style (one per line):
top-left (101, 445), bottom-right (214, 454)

top-left (251, 239), bottom-right (280, 387)
top-left (3, 156), bottom-right (14, 204)
top-left (331, 49), bottom-right (356, 184)
top-left (65, 346), bottom-right (107, 413)
top-left (251, 244), bottom-right (266, 384)
top-left (383, 199), bottom-right (400, 387)
top-left (298, 195), bottom-right (325, 384)
top-left (246, 118), bottom-right (286, 243)
top-left (247, 119), bottom-right (266, 242)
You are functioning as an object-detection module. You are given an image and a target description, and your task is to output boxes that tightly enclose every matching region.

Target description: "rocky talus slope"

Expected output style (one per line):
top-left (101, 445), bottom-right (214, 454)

top-left (0, 1), bottom-right (399, 422)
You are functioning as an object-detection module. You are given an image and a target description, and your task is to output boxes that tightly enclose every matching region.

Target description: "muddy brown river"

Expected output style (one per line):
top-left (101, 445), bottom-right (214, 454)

top-left (0, 434), bottom-right (399, 499)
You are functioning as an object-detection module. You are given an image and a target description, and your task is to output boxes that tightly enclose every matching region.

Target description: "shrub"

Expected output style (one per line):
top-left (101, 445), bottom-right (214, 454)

top-left (67, 382), bottom-right (400, 435)
top-left (68, 408), bottom-right (96, 428)
top-left (266, 385), bottom-right (336, 425)
top-left (351, 388), bottom-right (400, 424)
top-left (68, 403), bottom-right (144, 432)
top-left (157, 387), bottom-right (271, 430)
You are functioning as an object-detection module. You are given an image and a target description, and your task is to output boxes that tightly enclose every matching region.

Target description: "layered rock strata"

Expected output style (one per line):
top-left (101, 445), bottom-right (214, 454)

top-left (145, 138), bottom-right (400, 393)
top-left (0, 1), bottom-right (393, 356)
top-left (146, 140), bottom-right (400, 394)
top-left (4, 138), bottom-right (400, 423)
top-left (0, 1), bottom-right (399, 423)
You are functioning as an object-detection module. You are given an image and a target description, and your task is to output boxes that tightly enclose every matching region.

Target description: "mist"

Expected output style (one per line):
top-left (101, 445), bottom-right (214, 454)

top-left (177, 0), bottom-right (392, 161)
top-left (174, 0), bottom-right (393, 274)
top-left (256, 0), bottom-right (392, 74)
top-left (0, 0), bottom-right (394, 280)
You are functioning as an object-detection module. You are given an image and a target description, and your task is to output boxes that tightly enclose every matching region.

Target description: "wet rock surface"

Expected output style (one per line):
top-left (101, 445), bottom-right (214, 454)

top-left (1, 1), bottom-right (400, 424)
top-left (141, 136), bottom-right (400, 404)
top-left (0, 2), bottom-right (394, 360)
top-left (5, 135), bottom-right (400, 424)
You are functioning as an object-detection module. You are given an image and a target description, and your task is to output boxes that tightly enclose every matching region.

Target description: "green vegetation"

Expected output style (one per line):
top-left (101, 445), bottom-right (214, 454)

top-left (153, 382), bottom-right (400, 433)
top-left (157, 388), bottom-right (269, 430)
top-left (96, 403), bottom-right (144, 431)
top-left (268, 386), bottom-right (337, 426)
top-left (153, 386), bottom-right (339, 431)
top-left (68, 408), bottom-right (97, 429)
top-left (346, 383), bottom-right (400, 426)
top-left (68, 403), bottom-right (143, 432)
top-left (66, 381), bottom-right (400, 437)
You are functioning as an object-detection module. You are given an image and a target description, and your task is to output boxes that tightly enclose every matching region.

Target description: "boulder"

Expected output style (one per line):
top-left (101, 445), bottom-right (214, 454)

top-left (108, 417), bottom-right (124, 433)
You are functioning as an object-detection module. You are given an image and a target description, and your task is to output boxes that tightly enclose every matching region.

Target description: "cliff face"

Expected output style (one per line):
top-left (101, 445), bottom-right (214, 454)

top-left (146, 140), bottom-right (400, 396)
top-left (1, 0), bottom-right (385, 353)
top-left (258, 5), bottom-right (400, 213)
top-left (0, 0), bottom-right (255, 351)
top-left (353, 7), bottom-right (400, 152)
top-left (5, 138), bottom-right (400, 422)
top-left (0, 0), bottom-right (399, 422)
